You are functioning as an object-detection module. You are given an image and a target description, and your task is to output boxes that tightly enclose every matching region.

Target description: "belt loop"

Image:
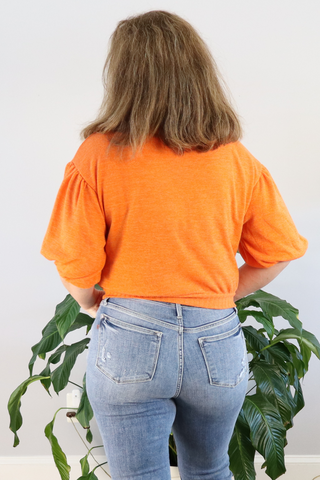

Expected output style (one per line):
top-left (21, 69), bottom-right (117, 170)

top-left (102, 297), bottom-right (109, 306)
top-left (175, 303), bottom-right (182, 318)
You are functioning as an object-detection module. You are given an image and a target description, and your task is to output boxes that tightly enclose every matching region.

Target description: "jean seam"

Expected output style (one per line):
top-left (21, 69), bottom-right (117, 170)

top-left (95, 364), bottom-right (158, 384)
top-left (101, 314), bottom-right (163, 337)
top-left (208, 369), bottom-right (248, 388)
top-left (173, 312), bottom-right (184, 398)
top-left (198, 322), bottom-right (241, 343)
top-left (104, 303), bottom-right (180, 332)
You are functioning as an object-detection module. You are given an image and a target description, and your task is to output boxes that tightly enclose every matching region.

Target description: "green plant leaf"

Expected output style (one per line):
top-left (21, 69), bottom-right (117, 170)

top-left (236, 297), bottom-right (260, 311)
top-left (44, 412), bottom-right (70, 480)
top-left (51, 339), bottom-right (90, 393)
top-left (48, 345), bottom-right (69, 365)
top-left (29, 318), bottom-right (63, 375)
top-left (292, 375), bottom-right (305, 415)
top-left (251, 362), bottom-right (294, 426)
top-left (55, 295), bottom-right (80, 339)
top-left (77, 472), bottom-right (99, 480)
top-left (286, 362), bottom-right (295, 386)
top-left (283, 343), bottom-right (305, 378)
top-left (243, 393), bottom-right (286, 479)
top-left (69, 312), bottom-right (94, 335)
top-left (38, 345), bottom-right (69, 395)
top-left (169, 433), bottom-right (177, 467)
top-left (8, 375), bottom-right (50, 447)
top-left (242, 326), bottom-right (272, 362)
top-left (28, 296), bottom-right (86, 376)
top-left (265, 343), bottom-right (291, 372)
top-left (76, 374), bottom-right (94, 429)
top-left (80, 454), bottom-right (90, 475)
top-left (229, 411), bottom-right (256, 480)
top-left (300, 341), bottom-right (313, 371)
top-left (39, 364), bottom-right (52, 394)
top-left (269, 328), bottom-right (320, 360)
top-left (86, 429), bottom-right (93, 443)
top-left (239, 310), bottom-right (274, 340)
top-left (238, 291), bottom-right (302, 333)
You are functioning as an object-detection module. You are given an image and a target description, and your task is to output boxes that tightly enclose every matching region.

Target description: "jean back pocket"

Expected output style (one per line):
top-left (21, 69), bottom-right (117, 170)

top-left (198, 322), bottom-right (248, 388)
top-left (96, 314), bottom-right (162, 384)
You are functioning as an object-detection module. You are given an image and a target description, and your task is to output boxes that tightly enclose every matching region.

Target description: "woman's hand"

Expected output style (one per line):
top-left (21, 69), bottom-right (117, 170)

top-left (59, 277), bottom-right (105, 317)
top-left (234, 260), bottom-right (290, 302)
top-left (83, 288), bottom-right (105, 318)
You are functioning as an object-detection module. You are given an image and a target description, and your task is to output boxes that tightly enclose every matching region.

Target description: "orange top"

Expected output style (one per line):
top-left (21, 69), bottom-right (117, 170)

top-left (41, 133), bottom-right (308, 308)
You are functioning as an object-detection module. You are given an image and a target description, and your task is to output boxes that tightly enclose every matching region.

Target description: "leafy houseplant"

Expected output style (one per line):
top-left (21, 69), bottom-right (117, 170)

top-left (8, 290), bottom-right (320, 480)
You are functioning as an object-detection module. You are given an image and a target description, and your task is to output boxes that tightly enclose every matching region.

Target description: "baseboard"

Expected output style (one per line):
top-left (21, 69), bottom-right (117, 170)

top-left (254, 456), bottom-right (320, 480)
top-left (255, 455), bottom-right (320, 464)
top-left (0, 456), bottom-right (110, 480)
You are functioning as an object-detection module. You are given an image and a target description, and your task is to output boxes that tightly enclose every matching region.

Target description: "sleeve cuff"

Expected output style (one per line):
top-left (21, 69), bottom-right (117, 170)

top-left (56, 267), bottom-right (101, 289)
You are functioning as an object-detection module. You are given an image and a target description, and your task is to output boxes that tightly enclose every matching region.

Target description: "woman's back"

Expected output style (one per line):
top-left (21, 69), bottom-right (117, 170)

top-left (41, 132), bottom-right (307, 308)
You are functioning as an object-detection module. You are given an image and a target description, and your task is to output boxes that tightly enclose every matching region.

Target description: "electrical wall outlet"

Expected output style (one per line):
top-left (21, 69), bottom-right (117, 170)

top-left (66, 389), bottom-right (81, 423)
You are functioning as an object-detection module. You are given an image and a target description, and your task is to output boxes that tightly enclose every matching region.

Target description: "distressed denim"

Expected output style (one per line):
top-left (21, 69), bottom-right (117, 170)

top-left (86, 297), bottom-right (249, 480)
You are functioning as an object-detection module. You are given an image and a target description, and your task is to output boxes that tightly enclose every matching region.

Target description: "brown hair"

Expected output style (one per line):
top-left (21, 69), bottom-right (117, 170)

top-left (81, 10), bottom-right (242, 155)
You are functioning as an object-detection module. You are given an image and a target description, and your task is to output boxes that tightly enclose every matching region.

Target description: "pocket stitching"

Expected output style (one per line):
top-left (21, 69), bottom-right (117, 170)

top-left (101, 314), bottom-right (163, 338)
top-left (198, 322), bottom-right (241, 344)
top-left (105, 303), bottom-right (179, 331)
top-left (198, 324), bottom-right (248, 388)
top-left (96, 316), bottom-right (162, 384)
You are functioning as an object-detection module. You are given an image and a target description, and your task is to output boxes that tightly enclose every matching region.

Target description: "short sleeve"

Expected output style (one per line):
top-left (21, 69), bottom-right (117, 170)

top-left (238, 166), bottom-right (308, 268)
top-left (41, 162), bottom-right (106, 287)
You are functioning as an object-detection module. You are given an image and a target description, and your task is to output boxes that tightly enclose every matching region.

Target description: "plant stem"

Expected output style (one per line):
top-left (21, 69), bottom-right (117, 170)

top-left (53, 407), bottom-right (74, 420)
top-left (70, 418), bottom-right (111, 477)
top-left (246, 384), bottom-right (257, 395)
top-left (93, 461), bottom-right (109, 473)
top-left (68, 380), bottom-right (82, 389)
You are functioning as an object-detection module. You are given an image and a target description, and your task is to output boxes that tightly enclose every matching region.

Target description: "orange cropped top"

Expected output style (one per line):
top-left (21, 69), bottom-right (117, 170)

top-left (41, 133), bottom-right (308, 308)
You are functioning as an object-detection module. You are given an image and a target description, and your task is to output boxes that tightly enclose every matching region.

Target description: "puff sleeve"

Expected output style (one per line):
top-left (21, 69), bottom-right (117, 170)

top-left (41, 162), bottom-right (106, 287)
top-left (238, 166), bottom-right (308, 268)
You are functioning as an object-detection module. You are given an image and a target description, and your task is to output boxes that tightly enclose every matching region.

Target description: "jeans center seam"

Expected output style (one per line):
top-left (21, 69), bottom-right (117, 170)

top-left (174, 316), bottom-right (184, 398)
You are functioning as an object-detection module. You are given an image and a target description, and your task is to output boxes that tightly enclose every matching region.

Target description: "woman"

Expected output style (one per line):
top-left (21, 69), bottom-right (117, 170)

top-left (41, 10), bottom-right (308, 480)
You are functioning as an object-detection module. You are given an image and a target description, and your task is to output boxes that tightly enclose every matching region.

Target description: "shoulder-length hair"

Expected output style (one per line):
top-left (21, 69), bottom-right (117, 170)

top-left (81, 10), bottom-right (242, 156)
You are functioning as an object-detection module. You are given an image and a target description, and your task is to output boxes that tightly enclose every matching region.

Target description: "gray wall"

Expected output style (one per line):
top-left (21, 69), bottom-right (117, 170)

top-left (1, 0), bottom-right (319, 459)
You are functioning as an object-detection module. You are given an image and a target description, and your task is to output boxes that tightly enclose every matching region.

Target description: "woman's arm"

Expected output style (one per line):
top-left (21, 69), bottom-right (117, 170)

top-left (234, 260), bottom-right (291, 302)
top-left (60, 277), bottom-right (105, 317)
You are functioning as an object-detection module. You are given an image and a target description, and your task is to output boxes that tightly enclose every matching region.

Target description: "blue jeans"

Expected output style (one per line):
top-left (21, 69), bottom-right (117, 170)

top-left (86, 298), bottom-right (249, 480)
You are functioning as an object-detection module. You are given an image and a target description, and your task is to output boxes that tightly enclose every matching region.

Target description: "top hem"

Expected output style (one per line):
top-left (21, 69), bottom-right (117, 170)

top-left (102, 292), bottom-right (236, 309)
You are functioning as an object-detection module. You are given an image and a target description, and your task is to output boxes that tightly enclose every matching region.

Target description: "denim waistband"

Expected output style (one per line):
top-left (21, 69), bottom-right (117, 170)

top-left (101, 297), bottom-right (237, 329)
top-left (102, 296), bottom-right (237, 311)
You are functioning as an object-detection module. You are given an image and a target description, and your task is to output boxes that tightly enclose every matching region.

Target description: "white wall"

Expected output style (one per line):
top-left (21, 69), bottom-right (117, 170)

top-left (1, 0), bottom-right (319, 466)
